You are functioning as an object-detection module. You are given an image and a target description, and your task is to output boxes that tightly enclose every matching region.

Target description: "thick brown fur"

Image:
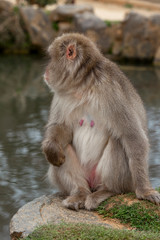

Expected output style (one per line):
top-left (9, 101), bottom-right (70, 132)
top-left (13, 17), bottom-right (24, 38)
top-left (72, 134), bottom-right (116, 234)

top-left (42, 33), bottom-right (160, 210)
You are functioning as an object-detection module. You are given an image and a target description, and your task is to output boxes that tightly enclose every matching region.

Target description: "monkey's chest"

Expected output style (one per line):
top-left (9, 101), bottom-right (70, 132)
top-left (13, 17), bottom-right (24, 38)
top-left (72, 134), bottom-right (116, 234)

top-left (72, 114), bottom-right (107, 166)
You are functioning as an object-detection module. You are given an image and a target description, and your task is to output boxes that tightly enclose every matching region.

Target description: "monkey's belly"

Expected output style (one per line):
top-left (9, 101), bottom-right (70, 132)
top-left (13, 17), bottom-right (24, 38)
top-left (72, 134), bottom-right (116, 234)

top-left (73, 124), bottom-right (107, 170)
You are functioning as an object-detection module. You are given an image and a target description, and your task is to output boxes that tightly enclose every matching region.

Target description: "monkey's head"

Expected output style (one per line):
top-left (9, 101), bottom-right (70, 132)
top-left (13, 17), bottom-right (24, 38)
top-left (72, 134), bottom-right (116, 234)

top-left (44, 33), bottom-right (103, 94)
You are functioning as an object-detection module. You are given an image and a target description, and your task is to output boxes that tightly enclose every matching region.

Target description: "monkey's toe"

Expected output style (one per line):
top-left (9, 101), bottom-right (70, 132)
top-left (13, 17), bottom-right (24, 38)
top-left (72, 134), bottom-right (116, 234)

top-left (137, 191), bottom-right (160, 205)
top-left (85, 195), bottom-right (99, 210)
top-left (62, 195), bottom-right (86, 211)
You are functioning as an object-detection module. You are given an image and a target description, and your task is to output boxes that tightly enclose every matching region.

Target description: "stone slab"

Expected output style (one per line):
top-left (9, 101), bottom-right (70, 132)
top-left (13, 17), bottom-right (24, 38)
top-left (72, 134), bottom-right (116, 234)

top-left (10, 194), bottom-right (111, 239)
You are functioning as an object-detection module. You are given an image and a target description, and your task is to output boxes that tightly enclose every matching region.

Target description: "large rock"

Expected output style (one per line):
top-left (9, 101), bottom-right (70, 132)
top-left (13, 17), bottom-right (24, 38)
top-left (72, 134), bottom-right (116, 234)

top-left (0, 0), bottom-right (26, 53)
top-left (74, 12), bottom-right (106, 33)
top-left (86, 28), bottom-right (113, 54)
top-left (20, 6), bottom-right (55, 48)
top-left (50, 4), bottom-right (94, 22)
top-left (121, 12), bottom-right (160, 60)
top-left (10, 194), bottom-right (111, 239)
top-left (0, 0), bottom-right (13, 13)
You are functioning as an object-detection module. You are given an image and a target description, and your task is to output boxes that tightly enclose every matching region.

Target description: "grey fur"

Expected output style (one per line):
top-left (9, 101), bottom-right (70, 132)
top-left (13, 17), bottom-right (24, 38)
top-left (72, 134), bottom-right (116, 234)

top-left (42, 33), bottom-right (160, 210)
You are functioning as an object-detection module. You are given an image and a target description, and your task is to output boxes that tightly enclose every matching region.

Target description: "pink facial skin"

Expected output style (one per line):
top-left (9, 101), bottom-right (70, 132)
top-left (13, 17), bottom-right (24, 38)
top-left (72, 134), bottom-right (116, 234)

top-left (44, 67), bottom-right (49, 84)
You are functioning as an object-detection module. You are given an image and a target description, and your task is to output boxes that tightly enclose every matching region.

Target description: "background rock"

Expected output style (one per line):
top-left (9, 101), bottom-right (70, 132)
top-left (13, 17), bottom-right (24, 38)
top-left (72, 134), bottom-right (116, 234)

top-left (10, 194), bottom-right (111, 239)
top-left (0, 1), bottom-right (26, 53)
top-left (20, 6), bottom-right (55, 48)
top-left (86, 28), bottom-right (113, 54)
top-left (50, 4), bottom-right (94, 22)
top-left (120, 12), bottom-right (160, 60)
top-left (0, 0), bottom-right (13, 12)
top-left (74, 12), bottom-right (106, 33)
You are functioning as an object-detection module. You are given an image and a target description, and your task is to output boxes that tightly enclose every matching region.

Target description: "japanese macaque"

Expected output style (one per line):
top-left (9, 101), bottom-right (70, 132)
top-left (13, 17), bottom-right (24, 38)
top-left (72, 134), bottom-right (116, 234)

top-left (42, 33), bottom-right (160, 210)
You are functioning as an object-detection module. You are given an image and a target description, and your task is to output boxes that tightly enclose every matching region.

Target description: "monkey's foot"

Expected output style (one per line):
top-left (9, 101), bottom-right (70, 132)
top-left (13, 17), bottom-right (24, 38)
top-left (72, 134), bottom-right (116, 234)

top-left (136, 190), bottom-right (160, 205)
top-left (62, 194), bottom-right (87, 211)
top-left (85, 190), bottom-right (115, 210)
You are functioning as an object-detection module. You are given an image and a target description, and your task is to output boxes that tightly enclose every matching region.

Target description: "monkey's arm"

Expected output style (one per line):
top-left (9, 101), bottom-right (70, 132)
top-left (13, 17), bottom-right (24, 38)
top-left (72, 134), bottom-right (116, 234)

top-left (42, 123), bottom-right (72, 167)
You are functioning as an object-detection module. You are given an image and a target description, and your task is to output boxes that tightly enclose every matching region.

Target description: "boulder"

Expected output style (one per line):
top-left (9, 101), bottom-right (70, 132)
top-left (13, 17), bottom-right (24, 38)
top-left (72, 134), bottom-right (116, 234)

top-left (50, 4), bottom-right (94, 22)
top-left (0, 0), bottom-right (13, 13)
top-left (86, 28), bottom-right (113, 54)
top-left (10, 194), bottom-right (111, 239)
top-left (74, 12), bottom-right (106, 33)
top-left (20, 6), bottom-right (56, 48)
top-left (121, 12), bottom-right (160, 60)
top-left (150, 14), bottom-right (160, 25)
top-left (0, 0), bottom-right (26, 53)
top-left (58, 22), bottom-right (74, 33)
top-left (112, 24), bottom-right (123, 56)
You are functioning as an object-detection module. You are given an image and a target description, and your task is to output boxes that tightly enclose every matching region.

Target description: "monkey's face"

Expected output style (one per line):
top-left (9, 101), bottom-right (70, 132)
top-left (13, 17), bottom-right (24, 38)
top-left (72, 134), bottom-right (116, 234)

top-left (44, 33), bottom-right (100, 93)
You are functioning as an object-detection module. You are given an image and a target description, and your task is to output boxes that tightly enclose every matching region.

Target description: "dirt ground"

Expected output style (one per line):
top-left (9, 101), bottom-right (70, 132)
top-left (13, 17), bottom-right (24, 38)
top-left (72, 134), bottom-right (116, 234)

top-left (77, 0), bottom-right (160, 20)
top-left (8, 0), bottom-right (160, 21)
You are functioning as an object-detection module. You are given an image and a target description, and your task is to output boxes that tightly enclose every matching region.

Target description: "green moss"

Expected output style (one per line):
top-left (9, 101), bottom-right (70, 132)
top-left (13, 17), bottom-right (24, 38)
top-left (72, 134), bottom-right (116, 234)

top-left (97, 192), bottom-right (160, 232)
top-left (104, 20), bottom-right (120, 27)
top-left (23, 223), bottom-right (160, 240)
top-left (124, 3), bottom-right (133, 8)
top-left (13, 6), bottom-right (19, 14)
top-left (52, 21), bottom-right (59, 31)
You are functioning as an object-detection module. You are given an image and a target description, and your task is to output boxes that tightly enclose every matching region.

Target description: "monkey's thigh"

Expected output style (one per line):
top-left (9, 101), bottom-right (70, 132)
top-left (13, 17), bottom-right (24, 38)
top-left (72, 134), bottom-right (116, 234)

top-left (48, 144), bottom-right (90, 195)
top-left (96, 138), bottom-right (133, 193)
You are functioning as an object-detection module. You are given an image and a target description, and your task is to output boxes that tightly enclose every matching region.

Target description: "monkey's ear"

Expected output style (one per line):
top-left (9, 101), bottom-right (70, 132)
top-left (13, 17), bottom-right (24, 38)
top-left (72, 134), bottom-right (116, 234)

top-left (66, 45), bottom-right (76, 60)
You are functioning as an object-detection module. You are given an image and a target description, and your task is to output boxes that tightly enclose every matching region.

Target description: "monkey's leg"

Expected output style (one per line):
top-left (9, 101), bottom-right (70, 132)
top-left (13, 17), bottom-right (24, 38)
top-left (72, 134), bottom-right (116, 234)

top-left (48, 144), bottom-right (91, 211)
top-left (85, 189), bottom-right (115, 210)
top-left (85, 138), bottom-right (132, 210)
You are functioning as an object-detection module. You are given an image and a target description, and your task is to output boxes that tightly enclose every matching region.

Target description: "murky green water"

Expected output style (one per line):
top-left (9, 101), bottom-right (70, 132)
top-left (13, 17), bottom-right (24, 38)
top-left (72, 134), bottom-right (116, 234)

top-left (0, 56), bottom-right (160, 240)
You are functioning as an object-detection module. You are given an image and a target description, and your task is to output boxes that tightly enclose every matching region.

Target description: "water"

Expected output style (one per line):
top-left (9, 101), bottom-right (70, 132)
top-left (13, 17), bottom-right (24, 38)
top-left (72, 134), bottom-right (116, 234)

top-left (0, 56), bottom-right (160, 240)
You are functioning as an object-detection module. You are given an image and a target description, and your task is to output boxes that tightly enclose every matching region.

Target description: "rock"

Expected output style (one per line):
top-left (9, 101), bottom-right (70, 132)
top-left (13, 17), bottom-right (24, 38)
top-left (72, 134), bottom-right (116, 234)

top-left (58, 22), bottom-right (74, 33)
top-left (121, 12), bottom-right (160, 60)
top-left (20, 6), bottom-right (55, 48)
top-left (0, 1), bottom-right (27, 53)
top-left (74, 12), bottom-right (106, 33)
top-left (10, 194), bottom-right (111, 239)
top-left (50, 4), bottom-right (94, 22)
top-left (0, 0), bottom-right (13, 13)
top-left (150, 14), bottom-right (160, 25)
top-left (86, 28), bottom-right (113, 54)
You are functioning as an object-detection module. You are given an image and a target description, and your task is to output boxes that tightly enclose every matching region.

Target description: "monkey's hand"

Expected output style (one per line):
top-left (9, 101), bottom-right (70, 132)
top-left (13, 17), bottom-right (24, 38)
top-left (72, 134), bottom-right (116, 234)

top-left (42, 123), bottom-right (72, 167)
top-left (42, 140), bottom-right (65, 167)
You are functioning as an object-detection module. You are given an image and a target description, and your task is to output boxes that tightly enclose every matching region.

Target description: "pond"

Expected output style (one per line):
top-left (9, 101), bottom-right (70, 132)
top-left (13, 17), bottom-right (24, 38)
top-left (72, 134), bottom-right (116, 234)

top-left (0, 55), bottom-right (160, 240)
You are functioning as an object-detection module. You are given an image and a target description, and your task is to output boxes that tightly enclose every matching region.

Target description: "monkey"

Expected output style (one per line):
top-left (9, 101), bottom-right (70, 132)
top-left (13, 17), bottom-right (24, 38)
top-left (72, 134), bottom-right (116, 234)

top-left (42, 33), bottom-right (160, 210)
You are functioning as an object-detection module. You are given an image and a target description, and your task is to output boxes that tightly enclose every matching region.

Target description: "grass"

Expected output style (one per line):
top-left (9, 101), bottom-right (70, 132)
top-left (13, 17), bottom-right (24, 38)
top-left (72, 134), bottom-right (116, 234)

top-left (24, 222), bottom-right (160, 240)
top-left (104, 20), bottom-right (120, 27)
top-left (13, 6), bottom-right (19, 14)
top-left (22, 189), bottom-right (160, 239)
top-left (97, 192), bottom-right (160, 232)
top-left (52, 22), bottom-right (59, 31)
top-left (124, 3), bottom-right (133, 8)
